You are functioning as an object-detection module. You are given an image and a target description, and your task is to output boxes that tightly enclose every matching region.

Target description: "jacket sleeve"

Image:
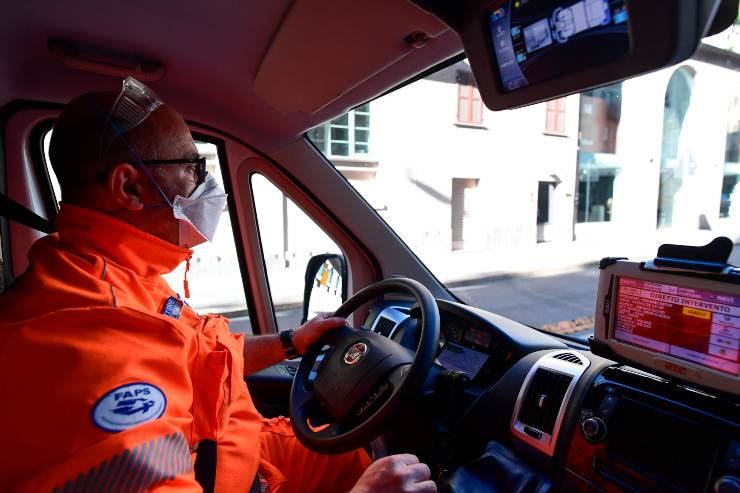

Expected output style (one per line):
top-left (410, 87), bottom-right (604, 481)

top-left (0, 308), bottom-right (203, 493)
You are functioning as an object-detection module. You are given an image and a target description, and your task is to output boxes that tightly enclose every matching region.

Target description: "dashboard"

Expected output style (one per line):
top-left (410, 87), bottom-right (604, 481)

top-left (362, 296), bottom-right (739, 493)
top-left (250, 291), bottom-right (738, 493)
top-left (367, 298), bottom-right (567, 388)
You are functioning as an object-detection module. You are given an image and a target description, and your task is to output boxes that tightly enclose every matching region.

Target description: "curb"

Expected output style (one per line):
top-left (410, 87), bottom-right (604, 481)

top-left (444, 260), bottom-right (602, 289)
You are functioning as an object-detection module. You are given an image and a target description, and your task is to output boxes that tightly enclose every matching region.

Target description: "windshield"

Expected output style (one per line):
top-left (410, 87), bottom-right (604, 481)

top-left (309, 29), bottom-right (740, 342)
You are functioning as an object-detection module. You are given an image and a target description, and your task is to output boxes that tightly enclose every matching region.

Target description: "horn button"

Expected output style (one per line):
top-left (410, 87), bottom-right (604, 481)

top-left (313, 330), bottom-right (413, 419)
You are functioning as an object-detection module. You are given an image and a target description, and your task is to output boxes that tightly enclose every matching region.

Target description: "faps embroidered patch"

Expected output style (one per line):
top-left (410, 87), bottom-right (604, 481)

top-left (92, 382), bottom-right (167, 432)
top-left (162, 296), bottom-right (184, 320)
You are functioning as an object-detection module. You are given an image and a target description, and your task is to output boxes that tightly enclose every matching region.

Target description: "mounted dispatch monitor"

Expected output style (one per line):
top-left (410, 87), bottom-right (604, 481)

top-left (593, 259), bottom-right (739, 394)
top-left (431, 0), bottom-right (738, 110)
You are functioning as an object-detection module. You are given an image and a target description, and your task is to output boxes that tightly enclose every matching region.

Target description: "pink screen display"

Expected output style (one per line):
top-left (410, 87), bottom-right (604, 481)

top-left (614, 277), bottom-right (739, 376)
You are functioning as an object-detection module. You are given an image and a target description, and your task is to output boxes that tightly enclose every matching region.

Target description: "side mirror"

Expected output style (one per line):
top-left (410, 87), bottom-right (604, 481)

top-left (301, 254), bottom-right (348, 324)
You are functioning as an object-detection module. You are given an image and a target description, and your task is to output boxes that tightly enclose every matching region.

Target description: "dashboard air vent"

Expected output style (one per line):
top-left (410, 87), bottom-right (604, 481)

top-left (374, 316), bottom-right (396, 337)
top-left (512, 350), bottom-right (590, 456)
top-left (552, 352), bottom-right (584, 365)
top-left (518, 368), bottom-right (573, 436)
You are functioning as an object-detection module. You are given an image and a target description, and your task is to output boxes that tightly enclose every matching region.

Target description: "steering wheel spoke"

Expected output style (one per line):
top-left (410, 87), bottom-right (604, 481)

top-left (388, 363), bottom-right (412, 393)
top-left (292, 383), bottom-right (317, 411)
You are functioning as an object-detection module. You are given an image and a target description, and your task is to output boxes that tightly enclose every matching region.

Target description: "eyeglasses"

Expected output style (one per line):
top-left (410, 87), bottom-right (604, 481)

top-left (141, 157), bottom-right (208, 187)
top-left (93, 157), bottom-right (208, 189)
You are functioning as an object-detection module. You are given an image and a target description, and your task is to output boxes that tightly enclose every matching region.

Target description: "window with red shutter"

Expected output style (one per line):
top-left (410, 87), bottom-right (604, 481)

top-left (457, 84), bottom-right (483, 125)
top-left (545, 98), bottom-right (567, 135)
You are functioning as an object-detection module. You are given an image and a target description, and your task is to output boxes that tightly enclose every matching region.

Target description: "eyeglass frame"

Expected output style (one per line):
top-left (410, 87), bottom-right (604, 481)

top-left (95, 157), bottom-right (208, 188)
top-left (140, 157), bottom-right (208, 188)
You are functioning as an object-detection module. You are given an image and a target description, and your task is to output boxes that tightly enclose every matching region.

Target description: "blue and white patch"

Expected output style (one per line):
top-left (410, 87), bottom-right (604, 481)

top-left (92, 382), bottom-right (167, 432)
top-left (162, 296), bottom-right (184, 320)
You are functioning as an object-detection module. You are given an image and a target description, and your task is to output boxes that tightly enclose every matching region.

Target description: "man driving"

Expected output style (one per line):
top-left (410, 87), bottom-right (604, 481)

top-left (0, 78), bottom-right (436, 493)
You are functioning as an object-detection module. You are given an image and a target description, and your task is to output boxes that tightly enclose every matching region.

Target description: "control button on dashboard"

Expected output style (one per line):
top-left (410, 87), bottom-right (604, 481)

top-left (581, 416), bottom-right (607, 442)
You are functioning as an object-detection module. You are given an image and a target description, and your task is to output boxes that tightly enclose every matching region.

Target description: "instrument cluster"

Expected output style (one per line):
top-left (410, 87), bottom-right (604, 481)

top-left (437, 312), bottom-right (514, 382)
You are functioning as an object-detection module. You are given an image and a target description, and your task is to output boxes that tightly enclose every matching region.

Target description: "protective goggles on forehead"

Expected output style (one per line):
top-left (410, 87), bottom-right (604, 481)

top-left (99, 76), bottom-right (163, 154)
top-left (98, 77), bottom-right (208, 191)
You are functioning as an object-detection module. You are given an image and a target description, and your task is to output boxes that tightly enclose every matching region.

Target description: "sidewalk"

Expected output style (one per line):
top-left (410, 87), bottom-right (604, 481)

top-left (425, 228), bottom-right (739, 288)
top-left (173, 227), bottom-right (739, 314)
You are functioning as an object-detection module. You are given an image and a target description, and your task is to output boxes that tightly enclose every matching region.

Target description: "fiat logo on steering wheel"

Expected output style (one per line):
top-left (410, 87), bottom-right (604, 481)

top-left (343, 342), bottom-right (369, 365)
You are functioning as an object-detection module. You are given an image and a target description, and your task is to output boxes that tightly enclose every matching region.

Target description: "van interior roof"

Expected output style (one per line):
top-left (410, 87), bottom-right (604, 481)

top-left (1, 0), bottom-right (463, 151)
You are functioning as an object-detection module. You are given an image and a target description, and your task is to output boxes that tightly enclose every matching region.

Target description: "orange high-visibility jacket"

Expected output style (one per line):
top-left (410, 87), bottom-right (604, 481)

top-left (0, 204), bottom-right (263, 492)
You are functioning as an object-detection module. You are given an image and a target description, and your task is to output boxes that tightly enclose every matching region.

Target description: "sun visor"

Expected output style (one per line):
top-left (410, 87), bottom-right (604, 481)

top-left (253, 0), bottom-right (449, 115)
top-left (412, 0), bottom-right (735, 111)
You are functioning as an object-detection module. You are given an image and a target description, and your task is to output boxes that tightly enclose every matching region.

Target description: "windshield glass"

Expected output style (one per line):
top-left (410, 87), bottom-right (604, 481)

top-left (309, 30), bottom-right (740, 342)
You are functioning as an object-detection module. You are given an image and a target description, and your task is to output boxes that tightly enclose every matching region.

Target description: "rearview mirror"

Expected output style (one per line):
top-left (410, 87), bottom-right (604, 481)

top-left (301, 254), bottom-right (348, 324)
top-left (413, 0), bottom-right (736, 110)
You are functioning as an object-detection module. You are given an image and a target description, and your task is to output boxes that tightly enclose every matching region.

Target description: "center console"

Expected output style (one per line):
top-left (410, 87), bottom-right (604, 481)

top-left (447, 239), bottom-right (739, 493)
top-left (564, 238), bottom-right (740, 493)
top-left (562, 366), bottom-right (739, 493)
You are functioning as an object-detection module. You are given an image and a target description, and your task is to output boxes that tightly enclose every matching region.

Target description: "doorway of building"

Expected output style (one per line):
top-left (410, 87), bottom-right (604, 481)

top-left (537, 181), bottom-right (555, 243)
top-left (451, 178), bottom-right (479, 251)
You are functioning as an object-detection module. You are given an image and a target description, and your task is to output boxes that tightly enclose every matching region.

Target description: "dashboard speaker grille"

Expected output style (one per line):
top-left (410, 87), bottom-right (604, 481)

top-left (374, 316), bottom-right (396, 337)
top-left (518, 368), bottom-right (573, 435)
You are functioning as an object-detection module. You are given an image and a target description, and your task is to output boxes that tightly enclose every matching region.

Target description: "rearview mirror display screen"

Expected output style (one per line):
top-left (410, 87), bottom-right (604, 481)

top-left (614, 277), bottom-right (740, 376)
top-left (489, 0), bottom-right (630, 92)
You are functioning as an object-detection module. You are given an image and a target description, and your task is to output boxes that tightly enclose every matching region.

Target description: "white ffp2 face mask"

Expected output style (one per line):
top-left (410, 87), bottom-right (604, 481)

top-left (171, 174), bottom-right (228, 248)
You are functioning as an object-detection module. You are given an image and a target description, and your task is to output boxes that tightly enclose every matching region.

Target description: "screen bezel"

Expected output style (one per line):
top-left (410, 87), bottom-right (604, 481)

top-left (594, 260), bottom-right (740, 395)
top-left (460, 0), bottom-right (705, 110)
top-left (489, 0), bottom-right (632, 94)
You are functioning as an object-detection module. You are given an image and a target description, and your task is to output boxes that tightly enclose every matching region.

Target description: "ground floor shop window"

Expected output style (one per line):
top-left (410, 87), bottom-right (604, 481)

top-left (576, 153), bottom-right (618, 223)
top-left (451, 177), bottom-right (479, 250)
top-left (721, 166), bottom-right (740, 218)
top-left (576, 83), bottom-right (621, 224)
top-left (721, 87), bottom-right (740, 219)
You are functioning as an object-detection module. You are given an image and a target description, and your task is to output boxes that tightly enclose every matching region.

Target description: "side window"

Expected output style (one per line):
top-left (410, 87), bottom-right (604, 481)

top-left (41, 130), bottom-right (252, 332)
top-left (250, 173), bottom-right (342, 332)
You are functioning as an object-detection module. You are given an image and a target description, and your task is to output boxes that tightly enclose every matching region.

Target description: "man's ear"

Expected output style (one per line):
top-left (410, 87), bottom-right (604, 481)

top-left (107, 163), bottom-right (146, 211)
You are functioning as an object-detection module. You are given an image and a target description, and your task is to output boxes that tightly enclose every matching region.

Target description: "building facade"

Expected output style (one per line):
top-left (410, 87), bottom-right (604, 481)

top-left (169, 43), bottom-right (740, 314)
top-left (309, 48), bottom-right (740, 273)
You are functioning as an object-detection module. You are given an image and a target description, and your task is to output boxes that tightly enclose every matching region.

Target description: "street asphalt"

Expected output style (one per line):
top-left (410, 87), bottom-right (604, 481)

top-left (230, 248), bottom-right (740, 340)
top-left (450, 268), bottom-right (599, 339)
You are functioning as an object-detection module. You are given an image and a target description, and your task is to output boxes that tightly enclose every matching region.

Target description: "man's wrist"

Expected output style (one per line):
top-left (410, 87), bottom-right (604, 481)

top-left (279, 329), bottom-right (299, 359)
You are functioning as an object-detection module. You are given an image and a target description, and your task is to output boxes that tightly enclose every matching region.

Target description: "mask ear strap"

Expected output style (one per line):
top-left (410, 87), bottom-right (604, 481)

top-left (93, 96), bottom-right (174, 208)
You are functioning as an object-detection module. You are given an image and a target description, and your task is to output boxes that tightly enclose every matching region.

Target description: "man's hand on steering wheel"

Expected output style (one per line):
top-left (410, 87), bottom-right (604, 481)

top-left (350, 454), bottom-right (437, 493)
top-left (293, 313), bottom-right (347, 355)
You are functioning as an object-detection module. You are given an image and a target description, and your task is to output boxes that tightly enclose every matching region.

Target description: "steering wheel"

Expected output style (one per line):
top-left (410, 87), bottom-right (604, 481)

top-left (290, 277), bottom-right (440, 454)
